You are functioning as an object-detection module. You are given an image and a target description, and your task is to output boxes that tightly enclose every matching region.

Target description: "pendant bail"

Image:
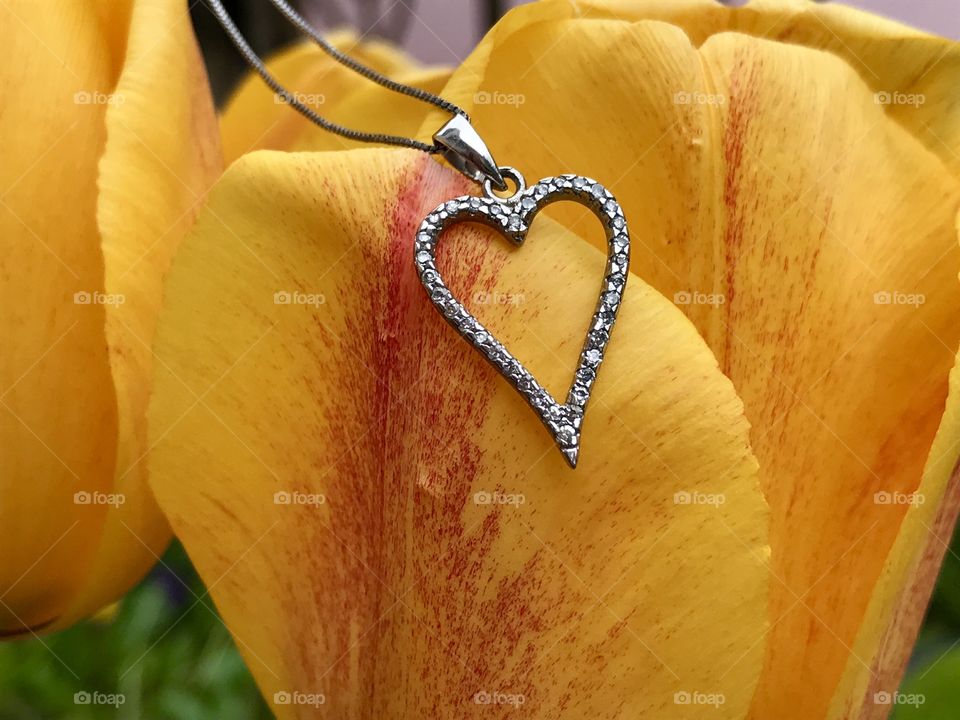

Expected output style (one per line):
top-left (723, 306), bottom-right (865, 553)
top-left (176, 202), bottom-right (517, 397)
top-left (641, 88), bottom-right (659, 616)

top-left (433, 114), bottom-right (506, 191)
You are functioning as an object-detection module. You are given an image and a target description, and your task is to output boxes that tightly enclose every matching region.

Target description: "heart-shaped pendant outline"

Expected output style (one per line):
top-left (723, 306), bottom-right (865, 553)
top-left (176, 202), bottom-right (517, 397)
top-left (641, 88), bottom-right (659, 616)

top-left (414, 174), bottom-right (630, 468)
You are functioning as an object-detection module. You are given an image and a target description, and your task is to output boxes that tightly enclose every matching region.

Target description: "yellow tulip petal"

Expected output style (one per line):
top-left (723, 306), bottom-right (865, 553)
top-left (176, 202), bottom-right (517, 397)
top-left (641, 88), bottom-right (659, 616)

top-left (695, 38), bottom-right (959, 720)
top-left (0, 0), bottom-right (219, 634)
top-left (834, 384), bottom-right (960, 716)
top-left (429, 2), bottom-right (960, 717)
top-left (0, 0), bottom-right (119, 632)
top-left (149, 148), bottom-right (769, 718)
top-left (220, 34), bottom-right (437, 163)
top-left (568, 0), bottom-right (960, 176)
top-left (56, 0), bottom-right (222, 628)
top-left (91, 0), bottom-right (134, 69)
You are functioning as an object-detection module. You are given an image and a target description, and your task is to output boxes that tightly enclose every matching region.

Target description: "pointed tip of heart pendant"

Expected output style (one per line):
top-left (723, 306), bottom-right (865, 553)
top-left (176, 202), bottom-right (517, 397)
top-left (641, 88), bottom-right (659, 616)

top-left (561, 445), bottom-right (579, 469)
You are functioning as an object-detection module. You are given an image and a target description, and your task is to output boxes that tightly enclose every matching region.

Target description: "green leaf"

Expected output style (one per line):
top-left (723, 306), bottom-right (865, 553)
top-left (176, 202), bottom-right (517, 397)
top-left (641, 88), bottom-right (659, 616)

top-left (895, 642), bottom-right (960, 719)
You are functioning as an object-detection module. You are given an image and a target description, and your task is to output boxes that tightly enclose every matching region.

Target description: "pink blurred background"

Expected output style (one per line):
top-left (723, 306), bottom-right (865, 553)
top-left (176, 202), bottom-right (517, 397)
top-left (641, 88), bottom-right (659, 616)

top-left (401, 0), bottom-right (960, 64)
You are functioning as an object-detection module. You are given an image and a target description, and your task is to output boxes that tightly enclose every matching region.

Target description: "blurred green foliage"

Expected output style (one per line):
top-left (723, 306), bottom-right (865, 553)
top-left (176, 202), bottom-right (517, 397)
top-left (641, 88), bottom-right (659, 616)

top-left (0, 543), bottom-right (270, 720)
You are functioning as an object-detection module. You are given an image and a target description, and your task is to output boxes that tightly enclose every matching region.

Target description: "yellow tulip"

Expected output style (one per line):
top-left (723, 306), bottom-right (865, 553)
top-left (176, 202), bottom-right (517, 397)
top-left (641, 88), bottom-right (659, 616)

top-left (0, 0), bottom-right (220, 635)
top-left (148, 1), bottom-right (960, 718)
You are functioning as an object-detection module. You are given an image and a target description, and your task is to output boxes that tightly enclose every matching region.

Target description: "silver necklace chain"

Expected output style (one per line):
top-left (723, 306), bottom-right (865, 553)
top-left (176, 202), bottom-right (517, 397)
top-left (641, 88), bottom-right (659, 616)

top-left (205, 0), bottom-right (468, 153)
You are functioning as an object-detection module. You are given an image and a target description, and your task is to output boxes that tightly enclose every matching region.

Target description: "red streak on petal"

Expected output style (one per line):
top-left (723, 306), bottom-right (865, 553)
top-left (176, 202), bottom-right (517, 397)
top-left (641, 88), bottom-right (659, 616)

top-left (297, 154), bottom-right (570, 712)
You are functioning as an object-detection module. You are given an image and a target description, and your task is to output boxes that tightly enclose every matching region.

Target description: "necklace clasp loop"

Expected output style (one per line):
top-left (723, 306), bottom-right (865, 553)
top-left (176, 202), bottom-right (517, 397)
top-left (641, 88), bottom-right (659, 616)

top-left (433, 114), bottom-right (506, 191)
top-left (483, 166), bottom-right (525, 203)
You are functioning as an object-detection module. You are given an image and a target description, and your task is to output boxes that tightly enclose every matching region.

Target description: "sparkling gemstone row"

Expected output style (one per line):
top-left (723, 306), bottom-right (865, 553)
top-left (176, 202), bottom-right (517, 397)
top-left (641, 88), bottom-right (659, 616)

top-left (414, 175), bottom-right (630, 466)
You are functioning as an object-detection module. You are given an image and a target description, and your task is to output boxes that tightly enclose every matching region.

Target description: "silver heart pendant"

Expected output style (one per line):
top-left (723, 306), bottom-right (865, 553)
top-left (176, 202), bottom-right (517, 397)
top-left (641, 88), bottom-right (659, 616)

top-left (414, 167), bottom-right (630, 468)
